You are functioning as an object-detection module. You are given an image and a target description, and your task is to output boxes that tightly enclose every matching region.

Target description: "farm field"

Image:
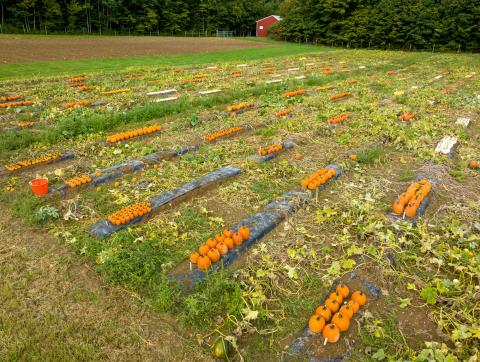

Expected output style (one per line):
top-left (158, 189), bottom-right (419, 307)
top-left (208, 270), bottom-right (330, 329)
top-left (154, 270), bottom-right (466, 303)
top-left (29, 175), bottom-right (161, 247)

top-left (0, 44), bottom-right (479, 361)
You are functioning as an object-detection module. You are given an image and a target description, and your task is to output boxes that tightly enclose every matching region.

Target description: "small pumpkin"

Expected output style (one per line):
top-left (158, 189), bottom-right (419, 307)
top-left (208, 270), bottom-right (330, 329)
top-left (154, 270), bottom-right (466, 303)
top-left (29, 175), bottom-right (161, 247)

top-left (207, 248), bottom-right (221, 263)
top-left (325, 298), bottom-right (340, 313)
top-left (351, 290), bottom-right (367, 306)
top-left (216, 242), bottom-right (229, 256)
top-left (189, 252), bottom-right (199, 264)
top-left (295, 152), bottom-right (303, 160)
top-left (348, 300), bottom-right (360, 313)
top-left (392, 198), bottom-right (405, 214)
top-left (308, 315), bottom-right (326, 334)
top-left (223, 229), bottom-right (233, 238)
top-left (206, 238), bottom-right (217, 248)
top-left (332, 312), bottom-right (350, 332)
top-left (224, 237), bottom-right (234, 249)
top-left (315, 305), bottom-right (332, 322)
top-left (329, 291), bottom-right (344, 305)
top-left (197, 255), bottom-right (212, 270)
top-left (336, 284), bottom-right (350, 299)
top-left (469, 160), bottom-right (478, 169)
top-left (349, 154), bottom-right (357, 161)
top-left (238, 227), bottom-right (250, 240)
top-left (232, 233), bottom-right (243, 246)
top-left (212, 337), bottom-right (231, 359)
top-left (339, 304), bottom-right (354, 319)
top-left (199, 244), bottom-right (210, 256)
top-left (404, 203), bottom-right (418, 218)
top-left (322, 323), bottom-right (340, 343)
top-left (215, 234), bottom-right (225, 243)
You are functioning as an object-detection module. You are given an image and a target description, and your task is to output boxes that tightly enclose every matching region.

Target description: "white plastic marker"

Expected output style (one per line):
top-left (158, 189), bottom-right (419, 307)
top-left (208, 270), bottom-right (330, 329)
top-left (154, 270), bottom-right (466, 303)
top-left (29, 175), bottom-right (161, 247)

top-left (435, 136), bottom-right (458, 155)
top-left (288, 67), bottom-right (300, 72)
top-left (266, 79), bottom-right (283, 84)
top-left (237, 64), bottom-right (248, 67)
top-left (455, 117), bottom-right (471, 127)
top-left (295, 75), bottom-right (306, 80)
top-left (198, 89), bottom-right (222, 96)
top-left (147, 89), bottom-right (177, 96)
top-left (154, 96), bottom-right (178, 103)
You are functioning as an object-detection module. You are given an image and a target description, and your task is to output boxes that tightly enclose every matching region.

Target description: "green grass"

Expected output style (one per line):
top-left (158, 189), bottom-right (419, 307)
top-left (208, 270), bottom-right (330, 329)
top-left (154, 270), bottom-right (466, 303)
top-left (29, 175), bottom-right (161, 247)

top-left (0, 38), bottom-right (330, 81)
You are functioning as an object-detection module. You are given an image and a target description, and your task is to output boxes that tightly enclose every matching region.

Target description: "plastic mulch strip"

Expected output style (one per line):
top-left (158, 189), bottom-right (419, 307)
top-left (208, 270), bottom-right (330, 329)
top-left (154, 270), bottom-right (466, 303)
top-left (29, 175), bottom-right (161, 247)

top-left (248, 140), bottom-right (294, 163)
top-left (89, 165), bottom-right (241, 239)
top-left (0, 152), bottom-right (75, 177)
top-left (285, 270), bottom-right (382, 362)
top-left (176, 164), bottom-right (342, 286)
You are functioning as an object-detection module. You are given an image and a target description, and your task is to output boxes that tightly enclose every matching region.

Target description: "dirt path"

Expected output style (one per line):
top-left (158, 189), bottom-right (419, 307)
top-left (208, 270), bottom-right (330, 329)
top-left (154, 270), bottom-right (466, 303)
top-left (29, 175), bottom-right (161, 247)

top-left (0, 36), bottom-right (271, 64)
top-left (0, 212), bottom-right (210, 362)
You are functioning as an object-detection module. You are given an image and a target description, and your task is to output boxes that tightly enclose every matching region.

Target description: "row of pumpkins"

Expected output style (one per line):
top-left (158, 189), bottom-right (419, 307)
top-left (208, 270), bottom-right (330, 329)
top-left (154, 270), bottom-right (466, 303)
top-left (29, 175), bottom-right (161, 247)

top-left (190, 227), bottom-right (251, 270)
top-left (308, 284), bottom-right (367, 343)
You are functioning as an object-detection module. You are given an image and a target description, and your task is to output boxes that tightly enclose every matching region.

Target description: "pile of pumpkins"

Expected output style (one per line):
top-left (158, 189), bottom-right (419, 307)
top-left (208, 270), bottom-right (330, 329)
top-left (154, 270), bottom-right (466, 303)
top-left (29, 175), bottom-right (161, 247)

top-left (329, 92), bottom-right (351, 101)
top-left (0, 100), bottom-right (34, 109)
top-left (282, 89), bottom-right (305, 98)
top-left (275, 108), bottom-right (293, 117)
top-left (66, 174), bottom-right (93, 188)
top-left (106, 125), bottom-right (162, 143)
top-left (308, 284), bottom-right (367, 343)
top-left (202, 126), bottom-right (244, 142)
top-left (4, 152), bottom-right (63, 172)
top-left (257, 144), bottom-right (284, 156)
top-left (392, 180), bottom-right (432, 218)
top-left (300, 168), bottom-right (337, 191)
top-left (62, 100), bottom-right (91, 109)
top-left (0, 95), bottom-right (22, 102)
top-left (99, 88), bottom-right (130, 95)
top-left (327, 113), bottom-right (349, 125)
top-left (399, 112), bottom-right (416, 122)
top-left (226, 102), bottom-right (253, 112)
top-left (107, 202), bottom-right (152, 226)
top-left (190, 227), bottom-right (251, 271)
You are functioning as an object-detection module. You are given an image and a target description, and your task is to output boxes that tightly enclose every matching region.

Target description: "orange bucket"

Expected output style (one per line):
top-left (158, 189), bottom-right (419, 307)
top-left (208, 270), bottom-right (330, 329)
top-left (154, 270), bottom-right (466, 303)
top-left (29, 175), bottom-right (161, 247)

top-left (29, 178), bottom-right (49, 196)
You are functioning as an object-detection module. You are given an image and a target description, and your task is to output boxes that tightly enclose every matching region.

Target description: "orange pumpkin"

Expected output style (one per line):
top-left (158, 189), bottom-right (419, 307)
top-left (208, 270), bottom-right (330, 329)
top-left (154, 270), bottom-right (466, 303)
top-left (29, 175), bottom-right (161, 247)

top-left (197, 255), bottom-right (212, 270)
top-left (339, 304), bottom-right (354, 319)
top-left (315, 305), bottom-right (332, 322)
top-left (404, 203), bottom-right (418, 218)
top-left (351, 290), bottom-right (367, 306)
top-left (216, 242), bottom-right (228, 256)
top-left (332, 312), bottom-right (350, 332)
top-left (232, 233), bottom-right (243, 246)
top-left (308, 315), bottom-right (326, 334)
top-left (329, 292), bottom-right (344, 305)
top-left (325, 298), bottom-right (339, 313)
top-left (238, 227), bottom-right (250, 240)
top-left (206, 238), bottom-right (217, 248)
top-left (199, 244), bottom-right (210, 256)
top-left (189, 252), bottom-right (199, 263)
top-left (469, 160), bottom-right (478, 169)
top-left (207, 248), bottom-right (221, 263)
top-left (336, 284), bottom-right (350, 299)
top-left (223, 229), bottom-right (233, 238)
top-left (322, 324), bottom-right (340, 343)
top-left (392, 198), bottom-right (405, 214)
top-left (348, 300), bottom-right (360, 313)
top-left (224, 237), bottom-right (234, 249)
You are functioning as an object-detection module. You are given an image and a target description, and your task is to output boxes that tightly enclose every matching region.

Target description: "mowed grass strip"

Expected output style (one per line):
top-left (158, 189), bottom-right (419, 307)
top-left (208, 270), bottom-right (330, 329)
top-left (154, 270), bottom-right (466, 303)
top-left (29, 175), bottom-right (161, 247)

top-left (0, 38), bottom-right (329, 81)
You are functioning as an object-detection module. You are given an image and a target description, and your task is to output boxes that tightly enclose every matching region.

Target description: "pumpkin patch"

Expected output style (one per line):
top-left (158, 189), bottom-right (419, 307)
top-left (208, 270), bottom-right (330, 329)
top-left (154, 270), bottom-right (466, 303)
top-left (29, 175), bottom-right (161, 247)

top-left (189, 227), bottom-right (251, 271)
top-left (4, 152), bottom-right (63, 172)
top-left (329, 92), bottom-right (351, 101)
top-left (107, 202), bottom-right (152, 226)
top-left (300, 168), bottom-right (337, 190)
top-left (327, 113), bottom-right (349, 125)
top-left (106, 125), bottom-right (162, 143)
top-left (282, 89), bottom-right (305, 98)
top-left (391, 180), bottom-right (432, 217)
top-left (202, 126), bottom-right (244, 142)
top-left (257, 144), bottom-right (283, 156)
top-left (275, 108), bottom-right (293, 117)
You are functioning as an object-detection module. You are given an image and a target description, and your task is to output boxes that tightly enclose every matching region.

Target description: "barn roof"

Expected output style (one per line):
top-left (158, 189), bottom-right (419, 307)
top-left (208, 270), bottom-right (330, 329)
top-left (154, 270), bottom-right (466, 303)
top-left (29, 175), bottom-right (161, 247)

top-left (256, 15), bottom-right (283, 23)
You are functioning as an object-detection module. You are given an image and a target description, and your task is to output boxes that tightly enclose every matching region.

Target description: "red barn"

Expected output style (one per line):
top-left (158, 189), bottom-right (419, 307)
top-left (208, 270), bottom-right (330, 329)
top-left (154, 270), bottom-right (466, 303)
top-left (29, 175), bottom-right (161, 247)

top-left (256, 15), bottom-right (282, 37)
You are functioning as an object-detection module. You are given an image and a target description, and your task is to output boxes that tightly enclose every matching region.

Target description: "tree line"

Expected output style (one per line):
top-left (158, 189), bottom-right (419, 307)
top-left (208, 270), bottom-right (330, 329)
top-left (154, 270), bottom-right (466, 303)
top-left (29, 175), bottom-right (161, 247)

top-left (0, 0), bottom-right (281, 35)
top-left (270, 0), bottom-right (480, 51)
